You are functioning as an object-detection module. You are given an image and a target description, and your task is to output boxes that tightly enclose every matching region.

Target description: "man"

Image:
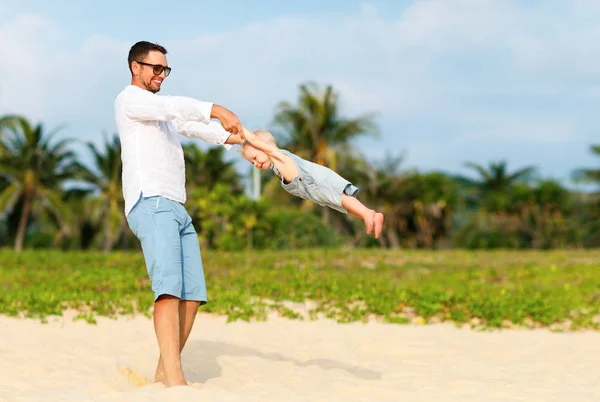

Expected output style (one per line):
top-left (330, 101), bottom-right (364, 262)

top-left (114, 41), bottom-right (243, 387)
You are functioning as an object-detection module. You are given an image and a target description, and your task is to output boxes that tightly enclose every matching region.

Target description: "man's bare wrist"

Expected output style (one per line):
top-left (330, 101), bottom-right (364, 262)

top-left (210, 104), bottom-right (225, 119)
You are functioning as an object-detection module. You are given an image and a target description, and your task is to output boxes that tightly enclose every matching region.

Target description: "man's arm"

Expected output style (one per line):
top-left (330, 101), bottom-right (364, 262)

top-left (120, 88), bottom-right (213, 124)
top-left (174, 120), bottom-right (238, 150)
top-left (210, 104), bottom-right (243, 134)
top-left (119, 88), bottom-right (243, 134)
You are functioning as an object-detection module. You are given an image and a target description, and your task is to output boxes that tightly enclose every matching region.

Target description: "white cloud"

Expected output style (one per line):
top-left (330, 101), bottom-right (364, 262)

top-left (0, 15), bottom-right (56, 118)
top-left (0, 1), bottom-right (598, 180)
top-left (0, 14), bottom-right (127, 122)
top-left (2, 2), bottom-right (597, 118)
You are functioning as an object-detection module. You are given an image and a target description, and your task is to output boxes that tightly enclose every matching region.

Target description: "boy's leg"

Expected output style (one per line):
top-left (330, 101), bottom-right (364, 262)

top-left (341, 195), bottom-right (384, 238)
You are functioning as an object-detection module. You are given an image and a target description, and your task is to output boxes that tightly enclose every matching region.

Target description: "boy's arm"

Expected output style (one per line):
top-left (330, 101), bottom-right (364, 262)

top-left (241, 127), bottom-right (285, 160)
top-left (242, 127), bottom-right (299, 181)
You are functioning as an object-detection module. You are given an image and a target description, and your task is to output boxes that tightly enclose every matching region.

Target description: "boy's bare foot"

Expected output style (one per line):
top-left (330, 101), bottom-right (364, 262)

top-left (364, 210), bottom-right (376, 235)
top-left (374, 212), bottom-right (384, 238)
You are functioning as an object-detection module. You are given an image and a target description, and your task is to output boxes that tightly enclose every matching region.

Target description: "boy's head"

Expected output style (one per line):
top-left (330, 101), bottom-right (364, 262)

top-left (240, 130), bottom-right (277, 170)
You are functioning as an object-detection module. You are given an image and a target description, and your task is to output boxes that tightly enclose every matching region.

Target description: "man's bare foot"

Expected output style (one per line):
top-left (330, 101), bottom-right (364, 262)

top-left (374, 212), bottom-right (384, 238)
top-left (156, 372), bottom-right (188, 387)
top-left (156, 367), bottom-right (188, 387)
top-left (154, 358), bottom-right (189, 387)
top-left (155, 376), bottom-right (188, 387)
top-left (364, 210), bottom-right (376, 235)
top-left (154, 363), bottom-right (166, 385)
top-left (166, 380), bottom-right (189, 387)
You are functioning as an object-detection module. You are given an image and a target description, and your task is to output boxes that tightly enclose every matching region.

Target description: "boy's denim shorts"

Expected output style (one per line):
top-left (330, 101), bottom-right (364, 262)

top-left (126, 194), bottom-right (207, 304)
top-left (281, 166), bottom-right (360, 214)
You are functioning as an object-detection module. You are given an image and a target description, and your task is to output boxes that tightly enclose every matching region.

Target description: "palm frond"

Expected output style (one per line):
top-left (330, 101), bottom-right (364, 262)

top-left (0, 181), bottom-right (23, 216)
top-left (464, 162), bottom-right (491, 182)
top-left (37, 187), bottom-right (72, 233)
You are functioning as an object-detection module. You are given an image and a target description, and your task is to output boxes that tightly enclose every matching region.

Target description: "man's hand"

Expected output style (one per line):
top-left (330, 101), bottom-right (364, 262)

top-left (211, 104), bottom-right (243, 134)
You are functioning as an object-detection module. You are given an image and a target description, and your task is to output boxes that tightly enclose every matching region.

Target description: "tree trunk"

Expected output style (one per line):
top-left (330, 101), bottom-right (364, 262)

top-left (322, 207), bottom-right (330, 226)
top-left (103, 223), bottom-right (112, 253)
top-left (15, 194), bottom-right (32, 252)
top-left (376, 234), bottom-right (387, 248)
top-left (386, 228), bottom-right (401, 249)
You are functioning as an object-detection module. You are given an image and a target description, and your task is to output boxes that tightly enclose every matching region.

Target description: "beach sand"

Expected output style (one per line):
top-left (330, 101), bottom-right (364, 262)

top-left (0, 311), bottom-right (599, 401)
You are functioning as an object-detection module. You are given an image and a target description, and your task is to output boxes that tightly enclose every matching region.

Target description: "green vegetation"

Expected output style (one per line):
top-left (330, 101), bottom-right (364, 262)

top-left (1, 83), bottom-right (600, 334)
top-left (2, 249), bottom-right (599, 331)
top-left (1, 82), bottom-right (599, 252)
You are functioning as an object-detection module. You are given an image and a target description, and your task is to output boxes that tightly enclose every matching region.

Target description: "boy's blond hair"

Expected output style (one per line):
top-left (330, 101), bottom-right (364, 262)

top-left (253, 129), bottom-right (277, 145)
top-left (239, 129), bottom-right (277, 155)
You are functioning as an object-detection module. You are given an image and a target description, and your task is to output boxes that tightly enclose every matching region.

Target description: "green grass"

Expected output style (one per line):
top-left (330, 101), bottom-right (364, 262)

top-left (1, 248), bottom-right (600, 330)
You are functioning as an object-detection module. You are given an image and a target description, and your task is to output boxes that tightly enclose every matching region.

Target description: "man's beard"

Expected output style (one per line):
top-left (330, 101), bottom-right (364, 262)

top-left (143, 78), bottom-right (160, 94)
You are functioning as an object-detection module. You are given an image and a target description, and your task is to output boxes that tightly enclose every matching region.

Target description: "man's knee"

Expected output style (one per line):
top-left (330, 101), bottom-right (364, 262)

top-left (155, 294), bottom-right (180, 302)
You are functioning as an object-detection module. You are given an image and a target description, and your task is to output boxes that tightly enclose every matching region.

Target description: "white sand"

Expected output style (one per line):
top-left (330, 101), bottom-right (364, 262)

top-left (0, 311), bottom-right (599, 402)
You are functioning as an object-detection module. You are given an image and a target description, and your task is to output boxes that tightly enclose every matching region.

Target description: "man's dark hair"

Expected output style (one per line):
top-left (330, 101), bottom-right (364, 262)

top-left (127, 41), bottom-right (167, 74)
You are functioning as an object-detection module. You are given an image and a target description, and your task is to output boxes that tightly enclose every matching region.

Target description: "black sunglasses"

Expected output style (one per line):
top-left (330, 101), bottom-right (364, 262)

top-left (136, 61), bottom-right (172, 77)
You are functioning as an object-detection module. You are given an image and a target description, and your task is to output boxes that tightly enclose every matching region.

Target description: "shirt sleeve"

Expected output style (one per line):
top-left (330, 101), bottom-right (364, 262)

top-left (121, 88), bottom-right (213, 123)
top-left (173, 119), bottom-right (233, 150)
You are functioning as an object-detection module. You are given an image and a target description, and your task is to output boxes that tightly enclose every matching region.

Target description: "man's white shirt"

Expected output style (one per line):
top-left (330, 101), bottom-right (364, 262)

top-left (114, 85), bottom-right (232, 216)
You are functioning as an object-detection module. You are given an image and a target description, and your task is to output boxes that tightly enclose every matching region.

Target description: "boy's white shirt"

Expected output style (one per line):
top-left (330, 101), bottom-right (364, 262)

top-left (114, 85), bottom-right (232, 216)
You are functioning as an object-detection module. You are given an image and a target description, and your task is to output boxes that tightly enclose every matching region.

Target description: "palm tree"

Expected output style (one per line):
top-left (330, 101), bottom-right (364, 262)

top-left (459, 160), bottom-right (537, 212)
top-left (183, 143), bottom-right (242, 194)
top-left (359, 152), bottom-right (405, 248)
top-left (79, 133), bottom-right (124, 252)
top-left (271, 81), bottom-right (379, 223)
top-left (462, 160), bottom-right (536, 192)
top-left (0, 115), bottom-right (81, 251)
top-left (572, 145), bottom-right (600, 186)
top-left (183, 143), bottom-right (243, 224)
top-left (273, 82), bottom-right (379, 168)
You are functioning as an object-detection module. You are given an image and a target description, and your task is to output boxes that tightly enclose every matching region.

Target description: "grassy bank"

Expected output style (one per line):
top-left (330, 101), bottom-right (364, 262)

top-left (1, 248), bottom-right (599, 330)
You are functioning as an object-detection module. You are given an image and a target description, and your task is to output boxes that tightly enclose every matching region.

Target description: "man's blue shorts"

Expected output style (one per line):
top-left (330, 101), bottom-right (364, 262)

top-left (126, 194), bottom-right (207, 304)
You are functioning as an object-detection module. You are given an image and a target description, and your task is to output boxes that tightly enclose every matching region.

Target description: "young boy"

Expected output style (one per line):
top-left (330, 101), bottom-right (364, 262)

top-left (239, 127), bottom-right (384, 238)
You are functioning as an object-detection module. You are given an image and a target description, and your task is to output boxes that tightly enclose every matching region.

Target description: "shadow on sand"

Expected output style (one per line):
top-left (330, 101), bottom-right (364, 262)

top-left (181, 340), bottom-right (383, 383)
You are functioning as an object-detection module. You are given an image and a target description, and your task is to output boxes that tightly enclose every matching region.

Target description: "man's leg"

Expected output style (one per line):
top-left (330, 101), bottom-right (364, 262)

top-left (136, 197), bottom-right (192, 387)
top-left (178, 300), bottom-right (201, 350)
top-left (155, 205), bottom-right (207, 385)
top-left (154, 299), bottom-right (200, 385)
top-left (127, 196), bottom-right (195, 387)
top-left (153, 294), bottom-right (187, 387)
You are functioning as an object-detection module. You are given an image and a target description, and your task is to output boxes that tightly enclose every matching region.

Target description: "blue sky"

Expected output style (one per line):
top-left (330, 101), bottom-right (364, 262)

top-left (1, 0), bottom-right (599, 190)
